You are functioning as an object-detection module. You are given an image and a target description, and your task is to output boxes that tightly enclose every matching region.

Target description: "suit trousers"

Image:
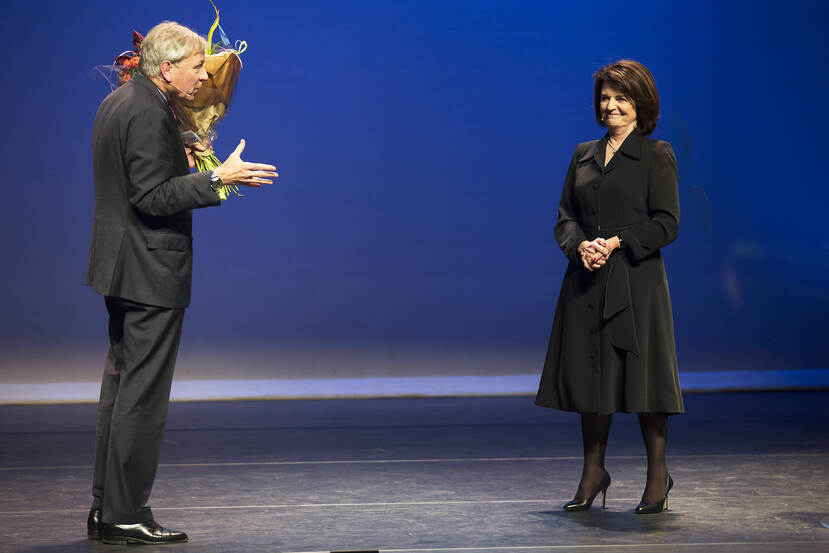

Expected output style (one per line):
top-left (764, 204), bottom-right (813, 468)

top-left (91, 296), bottom-right (185, 524)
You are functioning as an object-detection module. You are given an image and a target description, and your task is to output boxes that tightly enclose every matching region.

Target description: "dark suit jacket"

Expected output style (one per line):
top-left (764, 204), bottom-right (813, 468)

top-left (87, 73), bottom-right (221, 309)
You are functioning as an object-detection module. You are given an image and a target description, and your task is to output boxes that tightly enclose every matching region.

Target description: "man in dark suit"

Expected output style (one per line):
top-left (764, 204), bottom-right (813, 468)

top-left (86, 21), bottom-right (277, 545)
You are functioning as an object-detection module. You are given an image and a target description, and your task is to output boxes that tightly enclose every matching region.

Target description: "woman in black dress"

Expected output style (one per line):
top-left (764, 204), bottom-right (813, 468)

top-left (536, 59), bottom-right (684, 514)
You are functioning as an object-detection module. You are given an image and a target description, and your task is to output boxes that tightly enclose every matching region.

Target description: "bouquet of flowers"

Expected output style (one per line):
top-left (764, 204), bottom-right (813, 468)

top-left (106, 2), bottom-right (247, 200)
top-left (175, 2), bottom-right (247, 199)
top-left (112, 31), bottom-right (143, 85)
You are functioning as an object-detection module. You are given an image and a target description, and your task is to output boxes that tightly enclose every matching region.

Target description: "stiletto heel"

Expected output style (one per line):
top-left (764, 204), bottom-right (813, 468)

top-left (563, 470), bottom-right (611, 512)
top-left (635, 474), bottom-right (673, 514)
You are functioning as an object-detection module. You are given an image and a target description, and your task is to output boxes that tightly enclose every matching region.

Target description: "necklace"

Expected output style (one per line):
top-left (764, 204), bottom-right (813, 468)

top-left (607, 124), bottom-right (636, 155)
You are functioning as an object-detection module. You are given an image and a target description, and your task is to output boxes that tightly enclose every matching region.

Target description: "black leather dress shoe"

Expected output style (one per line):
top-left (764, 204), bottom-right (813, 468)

top-left (102, 520), bottom-right (188, 545)
top-left (87, 508), bottom-right (102, 540)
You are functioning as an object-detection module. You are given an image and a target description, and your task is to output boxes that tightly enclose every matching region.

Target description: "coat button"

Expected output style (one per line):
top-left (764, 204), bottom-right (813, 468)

top-left (588, 304), bottom-right (595, 310)
top-left (590, 328), bottom-right (597, 335)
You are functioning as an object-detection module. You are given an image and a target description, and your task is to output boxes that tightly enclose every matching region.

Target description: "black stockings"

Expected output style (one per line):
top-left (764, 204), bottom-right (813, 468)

top-left (575, 413), bottom-right (613, 500)
top-left (638, 413), bottom-right (670, 504)
top-left (576, 412), bottom-right (670, 504)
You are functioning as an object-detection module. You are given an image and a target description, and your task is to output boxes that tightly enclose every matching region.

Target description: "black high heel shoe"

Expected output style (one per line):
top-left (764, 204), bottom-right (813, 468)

top-left (635, 474), bottom-right (673, 514)
top-left (563, 470), bottom-right (611, 511)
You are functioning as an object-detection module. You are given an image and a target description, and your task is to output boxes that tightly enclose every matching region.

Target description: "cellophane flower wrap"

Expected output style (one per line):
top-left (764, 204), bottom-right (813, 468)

top-left (174, 3), bottom-right (248, 200)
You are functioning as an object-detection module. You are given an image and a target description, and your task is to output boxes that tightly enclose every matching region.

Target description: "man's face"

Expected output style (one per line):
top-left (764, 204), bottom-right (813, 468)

top-left (167, 52), bottom-right (208, 101)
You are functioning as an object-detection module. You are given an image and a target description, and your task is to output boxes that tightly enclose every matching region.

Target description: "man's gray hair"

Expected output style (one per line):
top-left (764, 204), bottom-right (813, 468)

top-left (138, 21), bottom-right (207, 78)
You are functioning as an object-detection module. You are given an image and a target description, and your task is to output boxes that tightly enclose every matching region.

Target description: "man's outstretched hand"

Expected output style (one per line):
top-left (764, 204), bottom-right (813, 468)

top-left (213, 139), bottom-right (278, 187)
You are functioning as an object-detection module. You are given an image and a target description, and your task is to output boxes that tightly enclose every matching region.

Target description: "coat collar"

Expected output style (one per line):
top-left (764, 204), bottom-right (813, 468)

top-left (616, 131), bottom-right (643, 160)
top-left (132, 72), bottom-right (172, 108)
top-left (578, 131), bottom-right (644, 165)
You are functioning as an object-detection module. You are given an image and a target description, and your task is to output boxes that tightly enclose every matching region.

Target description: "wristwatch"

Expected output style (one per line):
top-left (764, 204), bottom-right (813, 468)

top-left (209, 170), bottom-right (223, 194)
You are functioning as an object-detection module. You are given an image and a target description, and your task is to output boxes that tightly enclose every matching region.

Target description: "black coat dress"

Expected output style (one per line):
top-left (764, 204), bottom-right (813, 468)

top-left (535, 132), bottom-right (684, 415)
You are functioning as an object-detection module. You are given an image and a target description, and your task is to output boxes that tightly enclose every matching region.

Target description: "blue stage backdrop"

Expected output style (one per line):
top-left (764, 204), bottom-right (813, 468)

top-left (0, 0), bottom-right (827, 396)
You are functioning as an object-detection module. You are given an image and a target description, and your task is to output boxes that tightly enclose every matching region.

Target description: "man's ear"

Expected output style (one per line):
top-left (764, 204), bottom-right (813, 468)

top-left (159, 61), bottom-right (174, 83)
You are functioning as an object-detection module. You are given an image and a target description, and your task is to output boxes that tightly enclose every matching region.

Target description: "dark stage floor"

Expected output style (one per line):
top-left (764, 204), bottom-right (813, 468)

top-left (1, 392), bottom-right (828, 553)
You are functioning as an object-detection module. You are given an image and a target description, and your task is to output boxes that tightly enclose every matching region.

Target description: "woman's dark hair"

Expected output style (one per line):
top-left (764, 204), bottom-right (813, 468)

top-left (593, 59), bottom-right (660, 136)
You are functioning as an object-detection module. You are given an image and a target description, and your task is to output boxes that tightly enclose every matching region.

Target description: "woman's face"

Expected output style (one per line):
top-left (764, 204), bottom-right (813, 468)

top-left (600, 83), bottom-right (637, 132)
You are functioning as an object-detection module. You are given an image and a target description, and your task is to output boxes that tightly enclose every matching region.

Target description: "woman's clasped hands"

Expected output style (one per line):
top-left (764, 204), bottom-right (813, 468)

top-left (578, 237), bottom-right (621, 272)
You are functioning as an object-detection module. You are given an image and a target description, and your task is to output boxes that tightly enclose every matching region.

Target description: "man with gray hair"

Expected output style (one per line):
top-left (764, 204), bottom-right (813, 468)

top-left (86, 21), bottom-right (278, 545)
